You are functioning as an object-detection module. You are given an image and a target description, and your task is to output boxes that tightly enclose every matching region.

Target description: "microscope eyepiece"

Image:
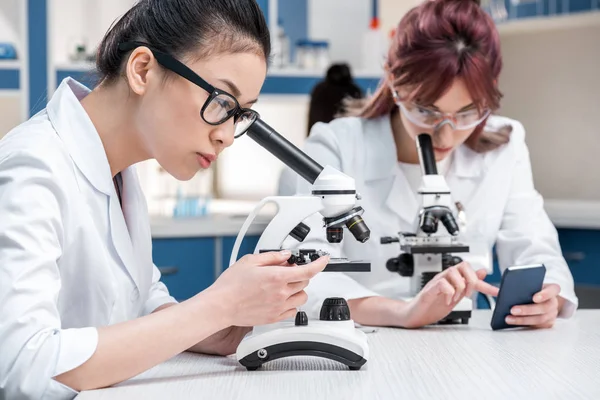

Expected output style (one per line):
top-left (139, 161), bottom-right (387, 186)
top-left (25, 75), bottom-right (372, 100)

top-left (346, 215), bottom-right (370, 243)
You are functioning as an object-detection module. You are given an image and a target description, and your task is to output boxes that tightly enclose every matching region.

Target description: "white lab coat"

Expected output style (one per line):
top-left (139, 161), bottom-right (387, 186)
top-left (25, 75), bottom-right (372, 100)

top-left (0, 78), bottom-right (177, 399)
top-left (278, 115), bottom-right (578, 320)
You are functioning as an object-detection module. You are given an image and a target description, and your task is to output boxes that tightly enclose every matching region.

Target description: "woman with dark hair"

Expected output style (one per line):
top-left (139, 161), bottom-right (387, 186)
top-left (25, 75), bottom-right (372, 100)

top-left (279, 0), bottom-right (577, 330)
top-left (0, 1), bottom-right (328, 398)
top-left (307, 63), bottom-right (363, 135)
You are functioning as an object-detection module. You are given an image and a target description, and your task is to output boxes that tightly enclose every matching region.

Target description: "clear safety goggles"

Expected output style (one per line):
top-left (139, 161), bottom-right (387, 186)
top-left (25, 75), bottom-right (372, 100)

top-left (394, 92), bottom-right (491, 131)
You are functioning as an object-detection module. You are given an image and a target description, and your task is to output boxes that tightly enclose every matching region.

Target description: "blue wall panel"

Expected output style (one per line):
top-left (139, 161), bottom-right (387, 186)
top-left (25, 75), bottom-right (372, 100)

top-left (256, 0), bottom-right (269, 25)
top-left (28, 0), bottom-right (48, 116)
top-left (278, 0), bottom-right (308, 62)
top-left (262, 75), bottom-right (381, 95)
top-left (0, 69), bottom-right (20, 90)
top-left (56, 70), bottom-right (99, 89)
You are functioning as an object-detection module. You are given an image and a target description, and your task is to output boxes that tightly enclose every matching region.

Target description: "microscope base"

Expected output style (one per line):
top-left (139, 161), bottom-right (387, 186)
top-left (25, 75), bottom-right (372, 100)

top-left (438, 297), bottom-right (472, 325)
top-left (438, 310), bottom-right (472, 325)
top-left (236, 320), bottom-right (369, 371)
top-left (400, 295), bottom-right (472, 325)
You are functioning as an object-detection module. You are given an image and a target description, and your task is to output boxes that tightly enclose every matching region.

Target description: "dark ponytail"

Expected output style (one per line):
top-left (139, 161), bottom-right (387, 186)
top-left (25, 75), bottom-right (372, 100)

top-left (96, 0), bottom-right (271, 84)
top-left (307, 64), bottom-right (363, 136)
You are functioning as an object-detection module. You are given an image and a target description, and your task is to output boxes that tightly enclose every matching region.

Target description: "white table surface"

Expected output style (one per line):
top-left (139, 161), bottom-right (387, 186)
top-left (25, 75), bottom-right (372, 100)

top-left (77, 310), bottom-right (600, 400)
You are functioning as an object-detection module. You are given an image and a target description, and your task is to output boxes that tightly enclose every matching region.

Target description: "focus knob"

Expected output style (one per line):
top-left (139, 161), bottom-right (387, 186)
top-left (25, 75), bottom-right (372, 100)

top-left (386, 257), bottom-right (400, 272)
top-left (387, 254), bottom-right (414, 277)
top-left (319, 297), bottom-right (351, 321)
top-left (295, 311), bottom-right (308, 326)
top-left (290, 222), bottom-right (311, 242)
top-left (442, 254), bottom-right (463, 269)
top-left (397, 253), bottom-right (415, 277)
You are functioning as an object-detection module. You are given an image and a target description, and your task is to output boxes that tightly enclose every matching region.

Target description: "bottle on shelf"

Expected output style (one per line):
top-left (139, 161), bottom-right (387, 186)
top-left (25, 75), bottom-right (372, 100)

top-left (272, 18), bottom-right (290, 69)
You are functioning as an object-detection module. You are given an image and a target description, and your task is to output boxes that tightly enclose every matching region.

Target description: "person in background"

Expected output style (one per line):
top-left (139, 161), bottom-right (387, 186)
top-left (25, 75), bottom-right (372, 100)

top-left (307, 63), bottom-right (363, 136)
top-left (277, 64), bottom-right (364, 196)
top-left (278, 0), bottom-right (577, 329)
top-left (0, 1), bottom-right (328, 399)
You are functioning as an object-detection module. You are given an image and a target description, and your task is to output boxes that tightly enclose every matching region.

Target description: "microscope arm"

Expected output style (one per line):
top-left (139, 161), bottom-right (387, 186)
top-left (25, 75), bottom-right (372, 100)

top-left (228, 117), bottom-right (370, 267)
top-left (228, 196), bottom-right (323, 267)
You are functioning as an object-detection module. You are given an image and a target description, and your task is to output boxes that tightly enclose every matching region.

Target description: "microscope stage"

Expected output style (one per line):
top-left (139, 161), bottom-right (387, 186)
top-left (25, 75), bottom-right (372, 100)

top-left (323, 259), bottom-right (371, 272)
top-left (400, 243), bottom-right (469, 254)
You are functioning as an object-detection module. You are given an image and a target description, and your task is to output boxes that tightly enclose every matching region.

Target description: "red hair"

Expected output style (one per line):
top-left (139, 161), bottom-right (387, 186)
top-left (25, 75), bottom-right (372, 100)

top-left (351, 0), bottom-right (505, 151)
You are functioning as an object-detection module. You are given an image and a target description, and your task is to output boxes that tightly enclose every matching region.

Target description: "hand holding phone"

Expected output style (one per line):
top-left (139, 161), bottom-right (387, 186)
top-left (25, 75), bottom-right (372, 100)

top-left (490, 264), bottom-right (546, 330)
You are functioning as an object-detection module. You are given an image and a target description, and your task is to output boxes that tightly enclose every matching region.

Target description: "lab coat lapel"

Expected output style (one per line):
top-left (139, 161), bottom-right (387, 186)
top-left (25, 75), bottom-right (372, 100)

top-left (48, 78), bottom-right (142, 290)
top-left (383, 168), bottom-right (420, 228)
top-left (47, 78), bottom-right (112, 196)
top-left (362, 116), bottom-right (419, 228)
top-left (120, 166), bottom-right (153, 293)
top-left (445, 144), bottom-right (486, 221)
top-left (107, 183), bottom-right (142, 291)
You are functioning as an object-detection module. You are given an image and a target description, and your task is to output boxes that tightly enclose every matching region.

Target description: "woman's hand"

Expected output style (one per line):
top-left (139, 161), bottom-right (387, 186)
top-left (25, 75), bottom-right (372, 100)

top-left (505, 283), bottom-right (564, 329)
top-left (205, 250), bottom-right (329, 327)
top-left (402, 262), bottom-right (499, 328)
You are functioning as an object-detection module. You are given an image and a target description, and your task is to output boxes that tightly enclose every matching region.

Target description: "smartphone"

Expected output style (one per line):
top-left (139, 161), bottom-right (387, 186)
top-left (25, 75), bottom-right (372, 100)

top-left (490, 264), bottom-right (546, 330)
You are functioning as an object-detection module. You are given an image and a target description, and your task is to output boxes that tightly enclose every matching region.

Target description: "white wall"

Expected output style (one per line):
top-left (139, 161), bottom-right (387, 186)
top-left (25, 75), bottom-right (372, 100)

top-left (308, 0), bottom-right (372, 70)
top-left (50, 0), bottom-right (135, 64)
top-left (137, 95), bottom-right (311, 210)
top-left (0, 0), bottom-right (21, 45)
top-left (217, 95), bottom-right (310, 200)
top-left (0, 95), bottom-right (22, 137)
top-left (498, 24), bottom-right (600, 201)
top-left (379, 0), bottom-right (423, 37)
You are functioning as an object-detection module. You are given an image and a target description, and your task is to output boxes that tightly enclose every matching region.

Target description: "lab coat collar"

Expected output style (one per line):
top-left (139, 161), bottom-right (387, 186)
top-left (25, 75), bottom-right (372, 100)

top-left (47, 78), bottom-right (145, 290)
top-left (361, 116), bottom-right (418, 226)
top-left (451, 144), bottom-right (486, 179)
top-left (362, 116), bottom-right (397, 181)
top-left (47, 78), bottom-right (113, 196)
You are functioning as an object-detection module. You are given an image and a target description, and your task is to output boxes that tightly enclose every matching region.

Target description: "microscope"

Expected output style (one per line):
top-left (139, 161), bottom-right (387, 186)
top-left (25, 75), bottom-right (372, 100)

top-left (381, 134), bottom-right (472, 324)
top-left (229, 118), bottom-right (371, 371)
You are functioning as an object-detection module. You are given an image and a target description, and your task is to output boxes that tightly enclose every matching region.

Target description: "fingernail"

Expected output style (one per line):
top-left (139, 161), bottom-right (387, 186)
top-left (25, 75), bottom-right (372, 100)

top-left (535, 295), bottom-right (543, 302)
top-left (280, 250), bottom-right (291, 257)
top-left (512, 307), bottom-right (521, 315)
top-left (506, 316), bottom-right (515, 324)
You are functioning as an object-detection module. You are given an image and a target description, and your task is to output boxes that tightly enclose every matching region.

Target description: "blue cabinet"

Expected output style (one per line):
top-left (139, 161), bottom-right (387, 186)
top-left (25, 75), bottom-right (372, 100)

top-left (557, 228), bottom-right (600, 308)
top-left (152, 235), bottom-right (261, 301)
top-left (478, 228), bottom-right (600, 309)
top-left (557, 228), bottom-right (600, 286)
top-left (221, 235), bottom-right (260, 271)
top-left (152, 238), bottom-right (215, 301)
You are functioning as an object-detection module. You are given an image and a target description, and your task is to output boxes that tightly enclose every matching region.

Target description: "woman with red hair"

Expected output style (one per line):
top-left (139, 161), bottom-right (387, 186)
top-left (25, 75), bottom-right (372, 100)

top-left (279, 0), bottom-right (577, 328)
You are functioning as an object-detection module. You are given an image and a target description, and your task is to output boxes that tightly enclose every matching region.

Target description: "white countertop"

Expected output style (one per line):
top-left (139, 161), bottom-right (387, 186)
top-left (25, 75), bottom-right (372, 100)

top-left (150, 198), bottom-right (600, 239)
top-left (544, 199), bottom-right (600, 230)
top-left (150, 214), bottom-right (269, 238)
top-left (78, 310), bottom-right (600, 400)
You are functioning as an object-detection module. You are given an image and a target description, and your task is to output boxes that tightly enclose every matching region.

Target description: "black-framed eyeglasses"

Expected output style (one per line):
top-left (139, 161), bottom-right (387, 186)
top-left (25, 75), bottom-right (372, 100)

top-left (118, 41), bottom-right (259, 138)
